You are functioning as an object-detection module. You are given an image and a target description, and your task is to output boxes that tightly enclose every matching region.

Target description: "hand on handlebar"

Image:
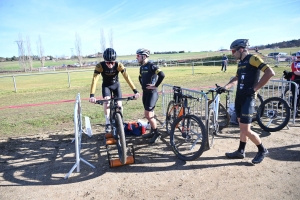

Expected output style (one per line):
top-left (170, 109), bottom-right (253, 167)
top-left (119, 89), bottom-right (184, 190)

top-left (89, 97), bottom-right (97, 103)
top-left (216, 86), bottom-right (226, 94)
top-left (134, 92), bottom-right (140, 99)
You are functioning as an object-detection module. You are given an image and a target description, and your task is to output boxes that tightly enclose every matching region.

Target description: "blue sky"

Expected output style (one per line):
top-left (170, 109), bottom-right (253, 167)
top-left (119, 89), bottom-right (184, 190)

top-left (0, 0), bottom-right (299, 58)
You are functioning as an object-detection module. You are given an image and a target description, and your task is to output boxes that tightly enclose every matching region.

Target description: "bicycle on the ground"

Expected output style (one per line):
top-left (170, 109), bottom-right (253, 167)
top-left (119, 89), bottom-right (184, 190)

top-left (95, 95), bottom-right (136, 165)
top-left (166, 86), bottom-right (207, 161)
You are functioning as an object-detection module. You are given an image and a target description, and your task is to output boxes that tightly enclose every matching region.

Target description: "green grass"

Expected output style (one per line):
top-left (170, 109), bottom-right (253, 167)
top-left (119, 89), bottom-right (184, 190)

top-left (0, 55), bottom-right (291, 138)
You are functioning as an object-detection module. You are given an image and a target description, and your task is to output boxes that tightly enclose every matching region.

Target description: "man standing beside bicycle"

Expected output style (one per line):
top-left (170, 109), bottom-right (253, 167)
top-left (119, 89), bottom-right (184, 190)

top-left (284, 51), bottom-right (300, 115)
top-left (89, 48), bottom-right (140, 133)
top-left (136, 48), bottom-right (165, 144)
top-left (218, 39), bottom-right (275, 164)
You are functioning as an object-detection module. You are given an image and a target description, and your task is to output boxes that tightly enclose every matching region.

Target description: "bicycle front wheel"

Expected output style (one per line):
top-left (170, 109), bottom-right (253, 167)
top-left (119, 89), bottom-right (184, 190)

top-left (256, 97), bottom-right (290, 132)
top-left (208, 100), bottom-right (230, 130)
top-left (115, 113), bottom-right (127, 164)
top-left (170, 114), bottom-right (207, 161)
top-left (207, 109), bottom-right (216, 148)
top-left (166, 100), bottom-right (181, 134)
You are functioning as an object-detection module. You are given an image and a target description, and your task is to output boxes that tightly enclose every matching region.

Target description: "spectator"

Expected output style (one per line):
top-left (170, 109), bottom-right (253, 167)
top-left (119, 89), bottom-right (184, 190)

top-left (221, 54), bottom-right (228, 72)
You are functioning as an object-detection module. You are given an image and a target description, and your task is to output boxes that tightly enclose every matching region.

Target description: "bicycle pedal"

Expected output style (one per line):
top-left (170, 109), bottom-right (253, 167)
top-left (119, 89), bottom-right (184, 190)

top-left (109, 156), bottom-right (135, 168)
top-left (105, 137), bottom-right (116, 145)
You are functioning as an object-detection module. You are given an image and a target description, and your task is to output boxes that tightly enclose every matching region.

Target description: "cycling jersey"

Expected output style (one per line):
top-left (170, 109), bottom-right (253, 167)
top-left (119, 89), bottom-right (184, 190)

top-left (90, 61), bottom-right (137, 97)
top-left (139, 62), bottom-right (165, 92)
top-left (235, 54), bottom-right (269, 95)
top-left (235, 54), bottom-right (270, 124)
top-left (291, 61), bottom-right (300, 81)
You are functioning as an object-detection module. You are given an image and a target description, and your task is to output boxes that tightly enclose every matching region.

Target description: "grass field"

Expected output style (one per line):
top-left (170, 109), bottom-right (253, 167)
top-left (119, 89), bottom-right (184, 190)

top-left (0, 62), bottom-right (287, 137)
top-left (0, 47), bottom-right (299, 71)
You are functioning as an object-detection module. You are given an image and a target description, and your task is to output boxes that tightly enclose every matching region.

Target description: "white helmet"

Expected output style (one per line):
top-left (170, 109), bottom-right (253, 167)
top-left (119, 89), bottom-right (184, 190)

top-left (296, 51), bottom-right (300, 57)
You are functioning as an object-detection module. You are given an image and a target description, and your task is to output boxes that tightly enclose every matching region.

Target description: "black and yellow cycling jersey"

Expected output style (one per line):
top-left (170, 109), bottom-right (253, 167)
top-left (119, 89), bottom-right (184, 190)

top-left (90, 61), bottom-right (137, 96)
top-left (235, 54), bottom-right (269, 96)
top-left (138, 62), bottom-right (165, 92)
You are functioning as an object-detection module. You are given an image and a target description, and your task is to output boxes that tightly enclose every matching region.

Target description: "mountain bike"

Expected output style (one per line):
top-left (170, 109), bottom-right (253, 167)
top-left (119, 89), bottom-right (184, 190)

top-left (204, 84), bottom-right (230, 148)
top-left (167, 86), bottom-right (207, 161)
top-left (96, 95), bottom-right (136, 165)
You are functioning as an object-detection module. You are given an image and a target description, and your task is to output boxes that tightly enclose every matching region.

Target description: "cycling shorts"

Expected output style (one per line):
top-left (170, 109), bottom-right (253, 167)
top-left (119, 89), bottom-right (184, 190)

top-left (102, 82), bottom-right (122, 98)
top-left (142, 91), bottom-right (158, 111)
top-left (235, 95), bottom-right (256, 124)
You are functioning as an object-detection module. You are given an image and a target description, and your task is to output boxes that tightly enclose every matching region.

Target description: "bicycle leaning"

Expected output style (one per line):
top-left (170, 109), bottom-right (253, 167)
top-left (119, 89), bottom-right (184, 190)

top-left (204, 84), bottom-right (231, 148)
top-left (166, 86), bottom-right (207, 161)
top-left (95, 95), bottom-right (136, 165)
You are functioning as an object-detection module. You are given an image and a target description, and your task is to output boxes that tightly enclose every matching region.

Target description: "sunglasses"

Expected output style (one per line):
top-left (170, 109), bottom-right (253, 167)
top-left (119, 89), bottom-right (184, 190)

top-left (231, 47), bottom-right (241, 54)
top-left (105, 61), bottom-right (115, 65)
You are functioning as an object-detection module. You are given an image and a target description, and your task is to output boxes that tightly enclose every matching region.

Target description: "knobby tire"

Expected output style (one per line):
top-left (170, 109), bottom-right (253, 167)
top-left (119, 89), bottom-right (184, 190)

top-left (115, 113), bottom-right (127, 164)
top-left (207, 100), bottom-right (230, 131)
top-left (170, 114), bottom-right (207, 161)
top-left (256, 97), bottom-right (290, 132)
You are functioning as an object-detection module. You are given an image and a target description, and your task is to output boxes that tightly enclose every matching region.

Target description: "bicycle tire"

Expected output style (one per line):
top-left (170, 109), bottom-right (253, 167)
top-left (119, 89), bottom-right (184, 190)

top-left (208, 100), bottom-right (230, 130)
top-left (252, 94), bottom-right (263, 122)
top-left (256, 97), bottom-right (290, 132)
top-left (170, 114), bottom-right (207, 161)
top-left (207, 109), bottom-right (216, 148)
top-left (115, 113), bottom-right (127, 164)
top-left (165, 100), bottom-right (181, 134)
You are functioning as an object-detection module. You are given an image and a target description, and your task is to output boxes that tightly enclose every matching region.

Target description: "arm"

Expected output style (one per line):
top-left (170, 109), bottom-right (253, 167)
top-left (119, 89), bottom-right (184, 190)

top-left (253, 67), bottom-right (275, 91)
top-left (224, 76), bottom-right (238, 90)
top-left (118, 63), bottom-right (138, 94)
top-left (90, 63), bottom-right (103, 98)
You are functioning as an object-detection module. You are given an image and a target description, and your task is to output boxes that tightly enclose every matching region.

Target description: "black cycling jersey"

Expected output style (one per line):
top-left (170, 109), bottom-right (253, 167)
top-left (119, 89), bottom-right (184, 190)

top-left (234, 54), bottom-right (270, 124)
top-left (235, 54), bottom-right (269, 96)
top-left (90, 61), bottom-right (136, 97)
top-left (138, 62), bottom-right (165, 92)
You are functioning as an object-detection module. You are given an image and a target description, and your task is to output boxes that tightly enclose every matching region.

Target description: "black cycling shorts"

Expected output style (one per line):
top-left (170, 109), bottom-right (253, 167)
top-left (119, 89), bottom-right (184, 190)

top-left (142, 91), bottom-right (158, 111)
top-left (235, 95), bottom-right (256, 124)
top-left (102, 82), bottom-right (122, 98)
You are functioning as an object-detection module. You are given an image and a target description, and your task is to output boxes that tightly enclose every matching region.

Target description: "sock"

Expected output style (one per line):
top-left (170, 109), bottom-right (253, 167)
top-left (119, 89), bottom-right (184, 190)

top-left (257, 143), bottom-right (265, 152)
top-left (238, 141), bottom-right (246, 154)
top-left (105, 115), bottom-right (110, 124)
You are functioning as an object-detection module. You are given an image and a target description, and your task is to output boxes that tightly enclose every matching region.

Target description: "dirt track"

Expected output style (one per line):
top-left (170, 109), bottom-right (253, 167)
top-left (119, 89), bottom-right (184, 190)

top-left (0, 120), bottom-right (300, 200)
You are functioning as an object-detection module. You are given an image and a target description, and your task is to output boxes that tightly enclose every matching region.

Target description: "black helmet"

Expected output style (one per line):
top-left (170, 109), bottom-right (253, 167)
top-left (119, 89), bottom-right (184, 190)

top-left (230, 39), bottom-right (249, 50)
top-left (136, 48), bottom-right (150, 57)
top-left (103, 48), bottom-right (117, 61)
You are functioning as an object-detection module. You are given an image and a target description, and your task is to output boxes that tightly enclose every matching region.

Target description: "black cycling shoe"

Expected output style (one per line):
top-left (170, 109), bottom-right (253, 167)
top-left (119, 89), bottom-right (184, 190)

top-left (252, 149), bottom-right (269, 164)
top-left (142, 128), bottom-right (155, 138)
top-left (225, 150), bottom-right (245, 159)
top-left (149, 132), bottom-right (161, 144)
top-left (105, 124), bottom-right (111, 133)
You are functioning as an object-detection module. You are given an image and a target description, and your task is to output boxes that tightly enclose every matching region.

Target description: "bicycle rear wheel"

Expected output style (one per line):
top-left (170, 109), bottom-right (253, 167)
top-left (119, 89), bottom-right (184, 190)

top-left (115, 113), bottom-right (127, 164)
top-left (256, 97), bottom-right (290, 132)
top-left (170, 114), bottom-right (207, 161)
top-left (208, 100), bottom-right (229, 130)
top-left (166, 100), bottom-right (181, 134)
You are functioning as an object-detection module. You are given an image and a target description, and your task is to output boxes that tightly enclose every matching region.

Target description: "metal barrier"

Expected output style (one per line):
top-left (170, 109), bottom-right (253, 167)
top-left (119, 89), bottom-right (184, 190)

top-left (65, 93), bottom-right (95, 179)
top-left (259, 79), bottom-right (299, 124)
top-left (161, 84), bottom-right (209, 126)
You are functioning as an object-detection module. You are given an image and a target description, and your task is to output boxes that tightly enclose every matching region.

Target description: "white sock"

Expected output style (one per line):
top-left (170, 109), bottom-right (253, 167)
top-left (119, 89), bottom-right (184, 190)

top-left (105, 115), bottom-right (110, 124)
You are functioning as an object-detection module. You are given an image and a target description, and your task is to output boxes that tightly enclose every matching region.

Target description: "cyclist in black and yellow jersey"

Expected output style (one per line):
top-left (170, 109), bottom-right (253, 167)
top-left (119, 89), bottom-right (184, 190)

top-left (218, 39), bottom-right (275, 164)
top-left (89, 48), bottom-right (140, 133)
top-left (136, 48), bottom-right (165, 144)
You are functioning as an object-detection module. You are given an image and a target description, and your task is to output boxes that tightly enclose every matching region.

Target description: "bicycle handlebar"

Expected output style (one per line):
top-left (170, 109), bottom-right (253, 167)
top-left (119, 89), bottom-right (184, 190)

top-left (95, 95), bottom-right (136, 105)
